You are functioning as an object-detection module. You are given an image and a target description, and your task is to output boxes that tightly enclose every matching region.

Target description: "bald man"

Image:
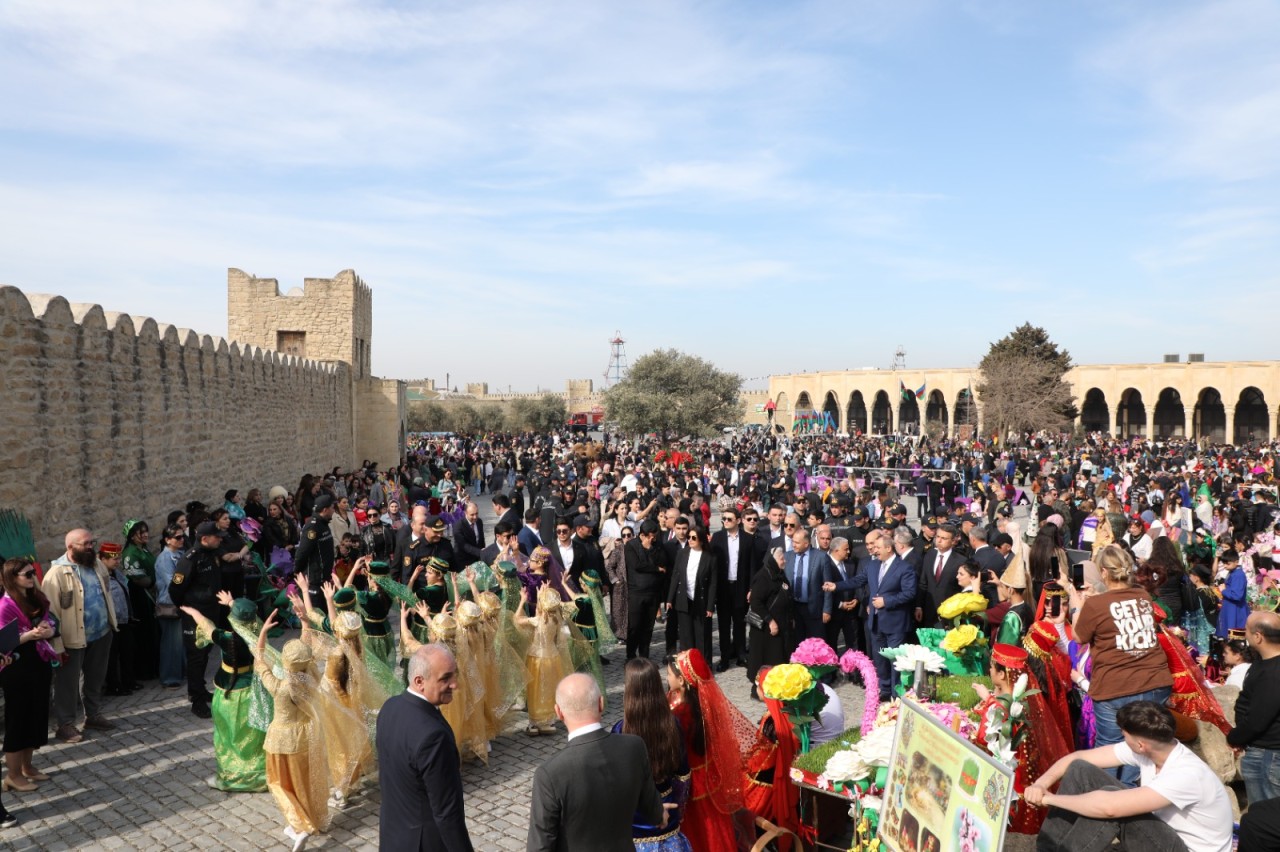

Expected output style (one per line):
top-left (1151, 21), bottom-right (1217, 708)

top-left (527, 674), bottom-right (666, 852)
top-left (43, 528), bottom-right (119, 742)
top-left (377, 644), bottom-right (473, 851)
top-left (1228, 611), bottom-right (1280, 805)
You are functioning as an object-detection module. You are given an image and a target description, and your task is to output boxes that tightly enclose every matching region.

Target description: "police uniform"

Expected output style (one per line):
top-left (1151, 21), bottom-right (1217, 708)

top-left (295, 497), bottom-right (335, 607)
top-left (168, 522), bottom-right (223, 713)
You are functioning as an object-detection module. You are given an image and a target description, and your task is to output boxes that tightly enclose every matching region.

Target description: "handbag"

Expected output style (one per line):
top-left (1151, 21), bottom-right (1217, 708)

top-left (745, 609), bottom-right (766, 631)
top-left (155, 603), bottom-right (180, 620)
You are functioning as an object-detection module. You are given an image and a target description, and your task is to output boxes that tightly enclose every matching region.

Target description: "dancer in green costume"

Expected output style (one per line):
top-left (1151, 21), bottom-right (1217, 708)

top-left (180, 592), bottom-right (268, 793)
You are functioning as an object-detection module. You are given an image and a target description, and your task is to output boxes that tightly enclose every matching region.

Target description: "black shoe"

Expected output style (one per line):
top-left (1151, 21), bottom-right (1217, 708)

top-left (750, 686), bottom-right (761, 702)
top-left (715, 659), bottom-right (730, 673)
top-left (104, 686), bottom-right (126, 697)
top-left (0, 811), bottom-right (17, 827)
top-left (191, 702), bottom-right (212, 720)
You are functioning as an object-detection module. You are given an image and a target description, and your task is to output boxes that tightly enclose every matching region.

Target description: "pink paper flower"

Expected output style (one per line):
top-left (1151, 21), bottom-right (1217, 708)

top-left (792, 638), bottom-right (839, 666)
top-left (840, 650), bottom-right (881, 735)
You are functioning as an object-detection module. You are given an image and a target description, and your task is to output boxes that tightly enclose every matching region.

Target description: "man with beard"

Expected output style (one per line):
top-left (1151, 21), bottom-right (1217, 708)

top-left (45, 528), bottom-right (120, 740)
top-left (167, 522), bottom-right (224, 720)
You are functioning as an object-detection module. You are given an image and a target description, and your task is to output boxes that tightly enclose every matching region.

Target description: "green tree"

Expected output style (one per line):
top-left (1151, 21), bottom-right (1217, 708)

top-left (407, 401), bottom-right (450, 432)
top-left (506, 394), bottom-right (567, 432)
top-left (977, 323), bottom-right (1078, 437)
top-left (604, 348), bottom-right (743, 439)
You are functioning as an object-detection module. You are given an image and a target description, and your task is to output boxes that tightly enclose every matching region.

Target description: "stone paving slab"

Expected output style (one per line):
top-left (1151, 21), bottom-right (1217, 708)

top-left (1, 495), bottom-right (1036, 850)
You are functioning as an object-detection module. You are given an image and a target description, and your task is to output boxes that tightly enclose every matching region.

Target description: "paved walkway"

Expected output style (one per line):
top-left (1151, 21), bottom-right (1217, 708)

top-left (1, 494), bottom-right (1037, 850)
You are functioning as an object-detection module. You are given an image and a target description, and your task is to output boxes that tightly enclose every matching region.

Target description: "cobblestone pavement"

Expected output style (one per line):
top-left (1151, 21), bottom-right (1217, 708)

top-left (1, 495), bottom-right (1036, 850)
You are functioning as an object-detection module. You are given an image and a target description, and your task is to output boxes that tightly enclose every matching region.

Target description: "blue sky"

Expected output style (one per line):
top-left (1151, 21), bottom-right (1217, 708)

top-left (2, 0), bottom-right (1278, 390)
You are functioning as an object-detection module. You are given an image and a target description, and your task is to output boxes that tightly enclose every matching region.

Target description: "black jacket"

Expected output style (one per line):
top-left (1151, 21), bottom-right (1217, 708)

top-left (168, 545), bottom-right (223, 615)
top-left (376, 692), bottom-right (474, 852)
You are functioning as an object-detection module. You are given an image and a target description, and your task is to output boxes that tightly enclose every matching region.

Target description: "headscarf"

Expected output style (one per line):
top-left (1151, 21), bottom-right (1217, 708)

top-left (674, 649), bottom-right (757, 815)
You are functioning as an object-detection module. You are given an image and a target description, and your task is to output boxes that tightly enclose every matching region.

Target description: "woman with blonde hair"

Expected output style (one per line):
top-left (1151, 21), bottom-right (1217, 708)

top-left (1068, 544), bottom-right (1172, 785)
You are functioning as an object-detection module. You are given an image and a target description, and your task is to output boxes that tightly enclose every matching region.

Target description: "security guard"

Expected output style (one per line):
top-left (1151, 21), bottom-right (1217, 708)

top-left (169, 521), bottom-right (224, 719)
top-left (295, 494), bottom-right (335, 608)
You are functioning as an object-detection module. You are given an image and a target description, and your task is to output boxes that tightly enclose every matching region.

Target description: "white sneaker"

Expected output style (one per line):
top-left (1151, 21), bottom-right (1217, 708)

top-left (284, 827), bottom-right (310, 851)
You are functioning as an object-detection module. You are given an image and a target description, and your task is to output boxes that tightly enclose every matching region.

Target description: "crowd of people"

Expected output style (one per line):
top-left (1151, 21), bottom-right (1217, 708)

top-left (0, 426), bottom-right (1279, 850)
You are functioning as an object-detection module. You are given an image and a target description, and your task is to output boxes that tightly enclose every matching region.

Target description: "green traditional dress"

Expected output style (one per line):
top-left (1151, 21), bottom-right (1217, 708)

top-left (193, 615), bottom-right (268, 793)
top-left (357, 585), bottom-right (395, 667)
top-left (996, 601), bottom-right (1033, 647)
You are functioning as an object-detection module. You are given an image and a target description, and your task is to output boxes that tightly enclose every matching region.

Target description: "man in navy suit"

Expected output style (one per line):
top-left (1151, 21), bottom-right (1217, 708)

top-left (452, 501), bottom-right (486, 565)
top-left (785, 528), bottom-right (832, 646)
top-left (377, 644), bottom-right (474, 851)
top-left (823, 527), bottom-right (918, 702)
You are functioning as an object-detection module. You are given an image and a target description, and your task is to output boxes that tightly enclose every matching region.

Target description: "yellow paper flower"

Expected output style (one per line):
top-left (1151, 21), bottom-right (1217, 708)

top-left (941, 624), bottom-right (981, 653)
top-left (762, 663), bottom-right (813, 701)
top-left (937, 592), bottom-right (990, 621)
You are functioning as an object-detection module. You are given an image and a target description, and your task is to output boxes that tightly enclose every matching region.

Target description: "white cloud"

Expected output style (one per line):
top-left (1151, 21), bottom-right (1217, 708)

top-left (1085, 0), bottom-right (1280, 182)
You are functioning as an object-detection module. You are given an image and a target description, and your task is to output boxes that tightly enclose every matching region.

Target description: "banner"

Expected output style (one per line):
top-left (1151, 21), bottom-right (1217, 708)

top-left (878, 698), bottom-right (1013, 852)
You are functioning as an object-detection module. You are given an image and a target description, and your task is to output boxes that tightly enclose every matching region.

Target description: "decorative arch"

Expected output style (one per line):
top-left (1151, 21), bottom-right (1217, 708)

top-left (1152, 387), bottom-right (1185, 438)
top-left (1080, 388), bottom-right (1109, 433)
top-left (954, 389), bottom-right (976, 436)
top-left (925, 389), bottom-right (948, 436)
top-left (794, 391), bottom-right (815, 433)
top-left (871, 390), bottom-right (893, 434)
top-left (1235, 387), bottom-right (1269, 442)
top-left (1116, 388), bottom-right (1146, 438)
top-left (847, 391), bottom-right (868, 436)
top-left (898, 391), bottom-right (920, 435)
top-left (1194, 388), bottom-right (1225, 442)
top-left (822, 391), bottom-right (841, 432)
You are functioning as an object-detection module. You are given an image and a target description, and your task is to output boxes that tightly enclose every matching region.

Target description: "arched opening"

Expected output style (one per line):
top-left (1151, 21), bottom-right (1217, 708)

top-left (954, 389), bottom-right (977, 437)
top-left (846, 391), bottom-right (868, 436)
top-left (872, 391), bottom-right (893, 434)
top-left (794, 391), bottom-right (815, 433)
top-left (898, 390), bottom-right (920, 436)
top-left (1194, 388), bottom-right (1225, 442)
top-left (925, 389), bottom-right (948, 437)
top-left (823, 391), bottom-right (841, 433)
top-left (1080, 388), bottom-right (1109, 433)
top-left (774, 392), bottom-right (791, 432)
top-left (1152, 388), bottom-right (1185, 438)
top-left (1116, 389), bottom-right (1146, 438)
top-left (1235, 387), bottom-right (1270, 443)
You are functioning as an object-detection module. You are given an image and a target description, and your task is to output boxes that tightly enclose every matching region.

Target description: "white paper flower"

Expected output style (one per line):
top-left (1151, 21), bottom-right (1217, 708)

top-left (1012, 673), bottom-right (1029, 699)
top-left (860, 794), bottom-right (883, 813)
top-left (854, 725), bottom-right (897, 766)
top-left (891, 644), bottom-right (947, 673)
top-left (1010, 701), bottom-right (1024, 718)
top-left (825, 749), bottom-right (872, 782)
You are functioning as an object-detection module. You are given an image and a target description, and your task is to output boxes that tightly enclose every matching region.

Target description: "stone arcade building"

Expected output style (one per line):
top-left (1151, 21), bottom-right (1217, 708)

top-left (766, 360), bottom-right (1280, 441)
top-left (0, 268), bottom-right (406, 560)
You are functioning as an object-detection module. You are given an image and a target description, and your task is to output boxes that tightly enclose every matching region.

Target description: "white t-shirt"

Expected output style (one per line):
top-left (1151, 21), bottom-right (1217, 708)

top-left (1112, 740), bottom-right (1233, 852)
top-left (810, 685), bottom-right (845, 746)
top-left (1225, 662), bottom-right (1251, 689)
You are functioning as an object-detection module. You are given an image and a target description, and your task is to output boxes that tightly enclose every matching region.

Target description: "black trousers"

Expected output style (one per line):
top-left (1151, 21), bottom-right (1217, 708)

top-left (675, 607), bottom-right (714, 661)
top-left (825, 611), bottom-right (863, 656)
top-left (717, 593), bottom-right (747, 663)
top-left (1037, 761), bottom-right (1188, 852)
top-left (181, 614), bottom-right (213, 703)
top-left (105, 620), bottom-right (137, 690)
top-left (627, 589), bottom-right (661, 660)
top-left (1241, 797), bottom-right (1280, 852)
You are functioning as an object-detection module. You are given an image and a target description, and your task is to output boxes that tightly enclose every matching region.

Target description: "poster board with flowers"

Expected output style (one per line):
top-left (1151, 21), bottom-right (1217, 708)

top-left (878, 697), bottom-right (1013, 852)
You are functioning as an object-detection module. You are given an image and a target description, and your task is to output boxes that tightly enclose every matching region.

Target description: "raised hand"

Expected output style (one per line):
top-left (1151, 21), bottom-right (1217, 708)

top-left (215, 590), bottom-right (234, 608)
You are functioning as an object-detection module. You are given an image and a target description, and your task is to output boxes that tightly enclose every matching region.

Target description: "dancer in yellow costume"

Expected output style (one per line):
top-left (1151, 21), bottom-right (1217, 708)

top-left (514, 585), bottom-right (577, 735)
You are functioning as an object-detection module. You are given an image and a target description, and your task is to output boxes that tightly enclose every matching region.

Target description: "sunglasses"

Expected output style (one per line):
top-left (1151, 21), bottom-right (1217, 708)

top-left (743, 517), bottom-right (759, 522)
top-left (621, 532), bottom-right (634, 539)
top-left (17, 570), bottom-right (36, 579)
top-left (784, 523), bottom-right (797, 529)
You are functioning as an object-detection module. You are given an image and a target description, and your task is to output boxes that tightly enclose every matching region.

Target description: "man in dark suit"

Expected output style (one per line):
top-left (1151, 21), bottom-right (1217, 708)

top-left (549, 518), bottom-right (592, 589)
top-left (492, 493), bottom-right (521, 535)
top-left (661, 514), bottom-right (689, 656)
top-left (571, 514), bottom-right (606, 588)
top-left (823, 527), bottom-right (919, 702)
top-left (527, 673), bottom-right (667, 852)
top-left (710, 507), bottom-right (762, 671)
top-left (915, 523), bottom-right (966, 629)
top-left (785, 528), bottom-right (832, 645)
top-left (517, 508), bottom-right (543, 557)
top-left (377, 644), bottom-right (474, 852)
top-left (824, 536), bottom-right (864, 655)
top-left (452, 501), bottom-right (486, 566)
top-left (666, 529), bottom-right (718, 660)
top-left (624, 520), bottom-right (669, 660)
top-left (969, 525), bottom-right (1006, 576)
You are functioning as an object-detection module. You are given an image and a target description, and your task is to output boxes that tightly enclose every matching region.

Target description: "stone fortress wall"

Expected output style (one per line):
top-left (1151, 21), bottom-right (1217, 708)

top-left (0, 285), bottom-right (356, 561)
